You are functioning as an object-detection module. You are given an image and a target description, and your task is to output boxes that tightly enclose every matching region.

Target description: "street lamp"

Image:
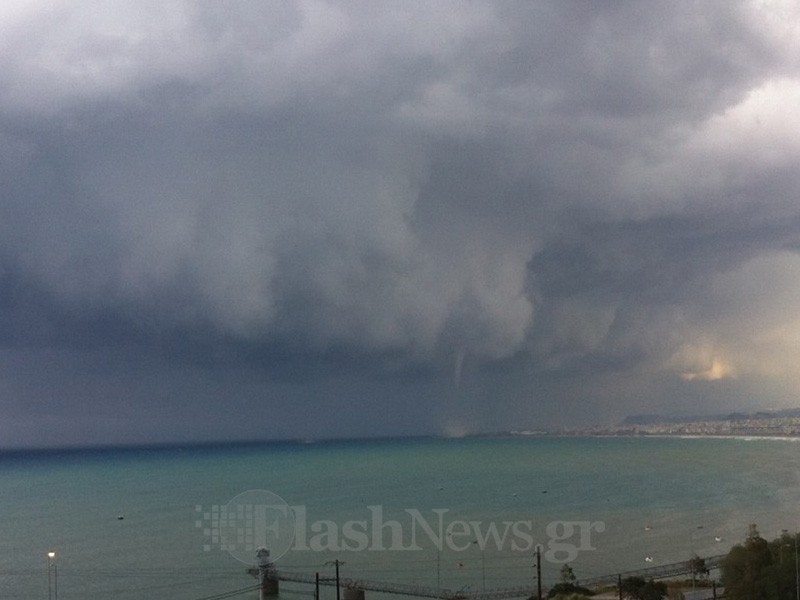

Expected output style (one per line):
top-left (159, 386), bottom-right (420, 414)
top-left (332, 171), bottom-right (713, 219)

top-left (47, 552), bottom-right (57, 600)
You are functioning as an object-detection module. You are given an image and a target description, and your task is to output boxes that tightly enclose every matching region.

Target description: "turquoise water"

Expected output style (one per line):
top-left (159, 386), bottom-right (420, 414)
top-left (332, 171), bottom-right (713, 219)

top-left (1, 436), bottom-right (799, 599)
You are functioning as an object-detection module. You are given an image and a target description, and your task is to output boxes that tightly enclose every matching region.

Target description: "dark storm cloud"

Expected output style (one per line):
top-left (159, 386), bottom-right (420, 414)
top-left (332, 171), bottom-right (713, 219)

top-left (2, 1), bottom-right (800, 446)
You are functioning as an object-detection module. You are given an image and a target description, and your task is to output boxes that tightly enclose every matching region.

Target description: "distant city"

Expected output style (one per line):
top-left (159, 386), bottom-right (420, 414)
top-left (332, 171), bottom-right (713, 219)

top-left (510, 408), bottom-right (800, 438)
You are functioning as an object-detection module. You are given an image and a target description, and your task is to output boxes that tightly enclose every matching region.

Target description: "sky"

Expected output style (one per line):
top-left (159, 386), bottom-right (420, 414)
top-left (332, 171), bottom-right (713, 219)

top-left (2, 1), bottom-right (800, 448)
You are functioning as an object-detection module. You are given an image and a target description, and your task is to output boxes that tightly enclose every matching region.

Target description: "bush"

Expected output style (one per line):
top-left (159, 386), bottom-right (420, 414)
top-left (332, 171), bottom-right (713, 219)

top-left (619, 576), bottom-right (667, 600)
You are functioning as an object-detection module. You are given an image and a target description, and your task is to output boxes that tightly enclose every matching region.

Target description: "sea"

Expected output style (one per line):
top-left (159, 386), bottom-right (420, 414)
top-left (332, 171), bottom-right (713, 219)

top-left (2, 435), bottom-right (799, 599)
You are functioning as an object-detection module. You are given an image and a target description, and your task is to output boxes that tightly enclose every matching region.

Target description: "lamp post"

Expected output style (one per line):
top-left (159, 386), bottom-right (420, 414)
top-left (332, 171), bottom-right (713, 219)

top-left (47, 552), bottom-right (56, 600)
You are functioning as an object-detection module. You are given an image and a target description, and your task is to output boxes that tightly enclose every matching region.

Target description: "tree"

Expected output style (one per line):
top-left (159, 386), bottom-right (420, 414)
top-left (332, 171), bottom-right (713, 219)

top-left (560, 564), bottom-right (577, 585)
top-left (719, 528), bottom-right (800, 600)
top-left (546, 564), bottom-right (593, 599)
top-left (720, 531), bottom-right (773, 599)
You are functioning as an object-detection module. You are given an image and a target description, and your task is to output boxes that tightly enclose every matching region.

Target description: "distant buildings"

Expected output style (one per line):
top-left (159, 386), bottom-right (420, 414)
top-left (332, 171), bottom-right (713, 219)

top-left (556, 414), bottom-right (800, 437)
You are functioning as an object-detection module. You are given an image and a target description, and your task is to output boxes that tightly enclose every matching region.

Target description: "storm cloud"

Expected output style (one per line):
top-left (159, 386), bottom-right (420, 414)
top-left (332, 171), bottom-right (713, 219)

top-left (2, 1), bottom-right (800, 447)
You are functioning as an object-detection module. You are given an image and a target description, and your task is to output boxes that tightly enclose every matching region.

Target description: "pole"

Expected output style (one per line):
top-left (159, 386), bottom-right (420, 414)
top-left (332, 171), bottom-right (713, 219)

top-left (795, 532), bottom-right (799, 600)
top-left (315, 572), bottom-right (320, 600)
top-left (335, 559), bottom-right (341, 600)
top-left (324, 559), bottom-right (344, 600)
top-left (712, 580), bottom-right (717, 599)
top-left (617, 574), bottom-right (622, 600)
top-left (47, 552), bottom-right (56, 600)
top-left (536, 545), bottom-right (542, 600)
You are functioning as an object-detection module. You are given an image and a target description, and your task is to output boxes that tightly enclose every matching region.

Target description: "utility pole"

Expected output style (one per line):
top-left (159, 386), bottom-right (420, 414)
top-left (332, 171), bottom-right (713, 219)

top-left (617, 574), bottom-right (622, 600)
top-left (325, 559), bottom-right (343, 600)
top-left (535, 545), bottom-right (542, 600)
top-left (795, 532), bottom-right (799, 600)
top-left (336, 559), bottom-right (340, 600)
top-left (315, 572), bottom-right (320, 600)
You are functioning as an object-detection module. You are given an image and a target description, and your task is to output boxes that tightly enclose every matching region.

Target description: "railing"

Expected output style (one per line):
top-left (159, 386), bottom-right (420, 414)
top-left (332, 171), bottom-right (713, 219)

top-left (264, 553), bottom-right (726, 600)
top-left (580, 554), bottom-right (726, 586)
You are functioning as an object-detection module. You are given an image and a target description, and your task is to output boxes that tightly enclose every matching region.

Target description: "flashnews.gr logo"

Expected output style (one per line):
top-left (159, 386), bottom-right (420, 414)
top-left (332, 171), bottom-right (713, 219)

top-left (197, 489), bottom-right (606, 566)
top-left (195, 489), bottom-right (296, 564)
